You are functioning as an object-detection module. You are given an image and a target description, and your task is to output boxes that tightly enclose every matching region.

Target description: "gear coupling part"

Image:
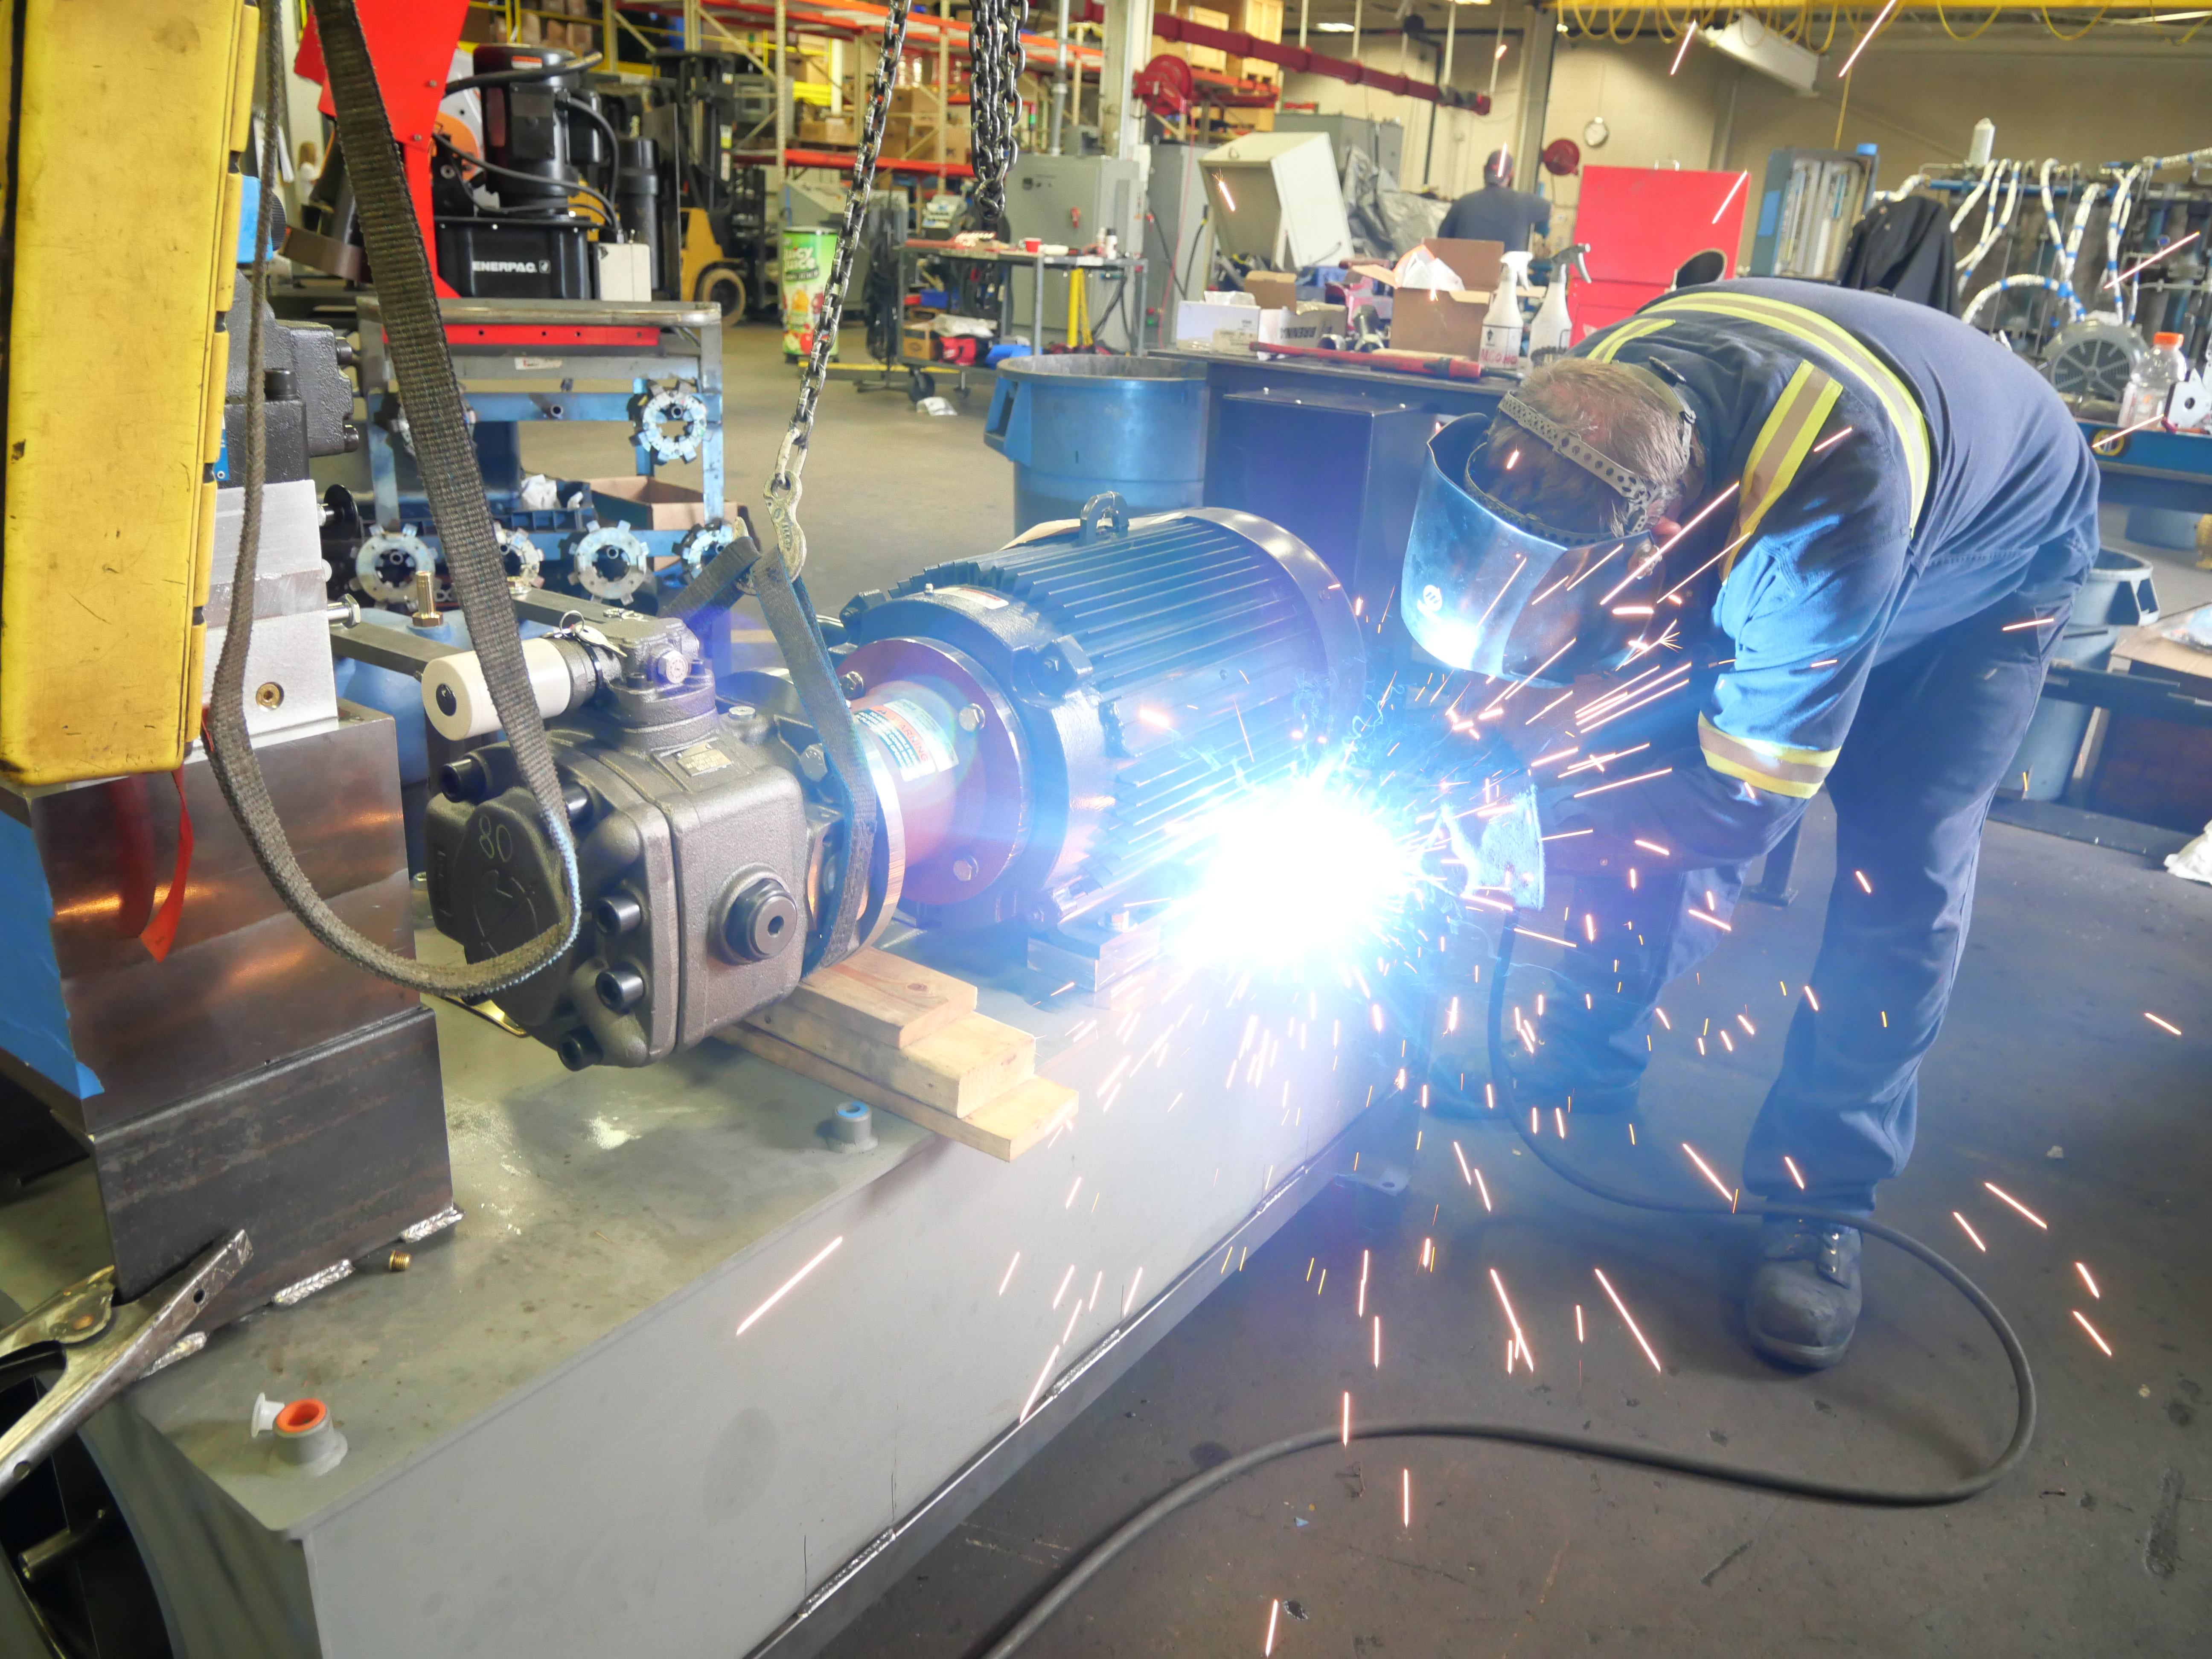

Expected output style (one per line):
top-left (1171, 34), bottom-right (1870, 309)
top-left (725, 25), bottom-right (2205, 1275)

top-left (567, 524), bottom-right (653, 604)
top-left (355, 528), bottom-right (434, 604)
top-left (631, 386), bottom-right (708, 465)
top-left (497, 524), bottom-right (544, 586)
top-left (674, 518), bottom-right (739, 583)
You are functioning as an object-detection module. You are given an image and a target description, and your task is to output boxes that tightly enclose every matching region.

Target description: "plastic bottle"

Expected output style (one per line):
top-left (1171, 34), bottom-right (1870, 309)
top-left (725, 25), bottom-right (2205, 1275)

top-left (1528, 243), bottom-right (1589, 357)
top-left (2119, 331), bottom-right (2188, 428)
top-left (1967, 118), bottom-right (1995, 169)
top-left (1481, 250), bottom-right (1533, 372)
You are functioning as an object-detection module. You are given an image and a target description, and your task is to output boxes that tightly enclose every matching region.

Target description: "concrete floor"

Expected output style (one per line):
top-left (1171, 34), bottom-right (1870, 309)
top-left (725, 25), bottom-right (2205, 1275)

top-left (516, 323), bottom-right (1016, 614)
top-left (554, 326), bottom-right (2209, 1655)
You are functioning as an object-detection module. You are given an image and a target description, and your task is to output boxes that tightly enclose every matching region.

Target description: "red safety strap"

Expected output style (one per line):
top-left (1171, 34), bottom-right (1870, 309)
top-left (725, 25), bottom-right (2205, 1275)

top-left (139, 768), bottom-right (195, 963)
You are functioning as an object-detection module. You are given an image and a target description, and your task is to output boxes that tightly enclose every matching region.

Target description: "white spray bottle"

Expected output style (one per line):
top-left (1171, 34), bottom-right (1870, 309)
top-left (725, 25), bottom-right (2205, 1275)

top-left (1528, 243), bottom-right (1590, 358)
top-left (1481, 250), bottom-right (1534, 372)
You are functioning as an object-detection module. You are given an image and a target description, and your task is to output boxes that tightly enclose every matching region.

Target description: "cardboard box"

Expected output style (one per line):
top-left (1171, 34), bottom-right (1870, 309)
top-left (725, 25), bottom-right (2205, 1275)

top-left (884, 111), bottom-right (969, 160)
top-left (2084, 603), bottom-right (2212, 832)
top-left (1388, 290), bottom-right (1492, 358)
top-left (1257, 302), bottom-right (1347, 350)
top-left (588, 477), bottom-right (740, 532)
top-left (1346, 237), bottom-right (1505, 358)
top-left (1173, 297), bottom-right (1263, 351)
top-left (1242, 271), bottom-right (1299, 309)
top-left (1348, 236), bottom-right (1505, 294)
top-left (1230, 0), bottom-right (1284, 38)
top-left (1182, 5), bottom-right (1230, 70)
top-left (902, 321), bottom-right (939, 362)
top-left (797, 116), bottom-right (858, 147)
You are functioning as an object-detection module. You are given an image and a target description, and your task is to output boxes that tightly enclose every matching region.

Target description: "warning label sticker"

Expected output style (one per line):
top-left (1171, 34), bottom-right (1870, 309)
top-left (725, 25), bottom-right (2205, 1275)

top-left (855, 697), bottom-right (958, 783)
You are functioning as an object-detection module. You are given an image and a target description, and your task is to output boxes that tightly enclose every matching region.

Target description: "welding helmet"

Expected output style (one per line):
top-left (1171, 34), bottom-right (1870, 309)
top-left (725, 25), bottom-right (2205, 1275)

top-left (1482, 147), bottom-right (1514, 187)
top-left (1400, 399), bottom-right (1674, 681)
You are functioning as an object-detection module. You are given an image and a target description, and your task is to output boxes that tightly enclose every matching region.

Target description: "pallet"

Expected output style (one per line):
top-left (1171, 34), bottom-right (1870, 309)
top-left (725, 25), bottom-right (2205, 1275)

top-left (719, 947), bottom-right (1077, 1161)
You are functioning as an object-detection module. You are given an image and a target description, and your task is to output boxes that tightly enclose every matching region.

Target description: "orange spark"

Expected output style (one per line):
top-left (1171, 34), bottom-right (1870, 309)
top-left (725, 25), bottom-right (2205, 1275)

top-left (1983, 1182), bottom-right (2048, 1229)
top-left (1593, 1266), bottom-right (1665, 1371)
top-left (2072, 1310), bottom-right (2114, 1357)
top-left (1681, 1141), bottom-right (1735, 1203)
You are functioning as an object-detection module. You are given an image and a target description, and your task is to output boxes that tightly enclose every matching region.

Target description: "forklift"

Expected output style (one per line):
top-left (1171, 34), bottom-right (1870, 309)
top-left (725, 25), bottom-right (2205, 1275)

top-left (640, 50), bottom-right (780, 318)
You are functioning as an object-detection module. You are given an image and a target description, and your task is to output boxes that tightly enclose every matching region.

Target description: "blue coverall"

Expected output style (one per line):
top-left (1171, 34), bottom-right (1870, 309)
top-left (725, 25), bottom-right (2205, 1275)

top-left (1517, 279), bottom-right (2101, 1216)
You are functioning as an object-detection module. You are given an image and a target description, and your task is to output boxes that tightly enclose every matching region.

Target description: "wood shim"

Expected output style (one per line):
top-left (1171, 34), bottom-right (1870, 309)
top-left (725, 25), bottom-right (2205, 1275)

top-left (746, 1000), bottom-right (1036, 1117)
top-left (771, 946), bottom-right (976, 1049)
top-left (720, 947), bottom-right (1075, 1160)
top-left (728, 1025), bottom-right (1076, 1161)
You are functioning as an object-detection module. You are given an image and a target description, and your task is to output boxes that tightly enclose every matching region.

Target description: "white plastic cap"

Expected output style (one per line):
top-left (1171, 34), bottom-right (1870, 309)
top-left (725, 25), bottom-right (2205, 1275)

top-left (422, 636), bottom-right (577, 741)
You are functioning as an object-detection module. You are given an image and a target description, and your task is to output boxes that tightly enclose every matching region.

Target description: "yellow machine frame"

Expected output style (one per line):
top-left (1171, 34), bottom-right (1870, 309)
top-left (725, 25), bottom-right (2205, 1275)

top-left (1, 0), bottom-right (257, 785)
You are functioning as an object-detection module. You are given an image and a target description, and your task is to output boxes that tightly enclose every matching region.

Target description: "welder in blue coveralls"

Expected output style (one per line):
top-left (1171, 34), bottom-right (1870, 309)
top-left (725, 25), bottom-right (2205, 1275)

top-left (1403, 279), bottom-right (2101, 1369)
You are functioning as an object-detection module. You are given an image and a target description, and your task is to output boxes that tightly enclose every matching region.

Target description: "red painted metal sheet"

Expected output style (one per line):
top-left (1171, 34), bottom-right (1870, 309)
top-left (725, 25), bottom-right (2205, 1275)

top-left (296, 0), bottom-right (472, 299)
top-left (1569, 166), bottom-right (1752, 342)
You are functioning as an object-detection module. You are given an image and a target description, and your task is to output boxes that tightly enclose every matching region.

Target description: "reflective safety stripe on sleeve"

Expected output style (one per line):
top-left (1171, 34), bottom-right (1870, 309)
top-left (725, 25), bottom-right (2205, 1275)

top-left (1722, 362), bottom-right (1844, 579)
top-left (1584, 317), bottom-right (1674, 363)
top-left (1698, 714), bottom-right (1839, 799)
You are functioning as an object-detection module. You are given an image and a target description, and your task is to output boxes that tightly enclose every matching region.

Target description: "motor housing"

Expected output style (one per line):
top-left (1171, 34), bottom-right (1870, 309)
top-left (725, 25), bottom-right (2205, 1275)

top-left (840, 507), bottom-right (1365, 934)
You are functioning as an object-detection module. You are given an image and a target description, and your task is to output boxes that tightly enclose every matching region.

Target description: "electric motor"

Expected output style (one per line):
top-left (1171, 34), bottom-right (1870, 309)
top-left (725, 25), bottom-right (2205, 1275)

top-left (839, 506), bottom-right (1365, 935)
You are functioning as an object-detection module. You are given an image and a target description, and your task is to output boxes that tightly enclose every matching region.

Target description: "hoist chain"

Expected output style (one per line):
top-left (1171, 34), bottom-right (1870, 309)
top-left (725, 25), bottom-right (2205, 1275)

top-left (768, 0), bottom-right (917, 536)
top-left (968, 0), bottom-right (1030, 229)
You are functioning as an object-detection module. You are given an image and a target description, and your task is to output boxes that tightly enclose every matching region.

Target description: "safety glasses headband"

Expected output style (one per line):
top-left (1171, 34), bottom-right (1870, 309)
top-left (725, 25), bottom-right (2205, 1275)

top-left (1496, 392), bottom-right (1670, 529)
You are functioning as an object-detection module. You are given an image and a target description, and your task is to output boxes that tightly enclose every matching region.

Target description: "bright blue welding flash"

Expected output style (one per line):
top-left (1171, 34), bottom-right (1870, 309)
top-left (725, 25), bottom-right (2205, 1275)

top-left (1179, 780), bottom-right (1422, 968)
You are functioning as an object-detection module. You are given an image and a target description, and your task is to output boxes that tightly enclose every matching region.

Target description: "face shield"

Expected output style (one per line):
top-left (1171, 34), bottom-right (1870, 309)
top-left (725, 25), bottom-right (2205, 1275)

top-left (1403, 411), bottom-right (1653, 681)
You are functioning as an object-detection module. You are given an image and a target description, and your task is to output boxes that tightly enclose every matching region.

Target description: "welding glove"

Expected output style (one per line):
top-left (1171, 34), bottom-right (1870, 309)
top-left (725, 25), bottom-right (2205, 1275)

top-left (1441, 771), bottom-right (1546, 912)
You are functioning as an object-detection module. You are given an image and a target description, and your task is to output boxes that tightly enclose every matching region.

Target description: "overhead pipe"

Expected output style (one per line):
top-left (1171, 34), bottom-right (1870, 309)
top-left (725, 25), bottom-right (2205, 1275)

top-left (1070, 0), bottom-right (1493, 109)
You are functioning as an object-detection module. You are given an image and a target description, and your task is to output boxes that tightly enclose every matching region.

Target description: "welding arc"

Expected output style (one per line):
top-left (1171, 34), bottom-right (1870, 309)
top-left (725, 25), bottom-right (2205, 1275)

top-left (978, 932), bottom-right (2037, 1659)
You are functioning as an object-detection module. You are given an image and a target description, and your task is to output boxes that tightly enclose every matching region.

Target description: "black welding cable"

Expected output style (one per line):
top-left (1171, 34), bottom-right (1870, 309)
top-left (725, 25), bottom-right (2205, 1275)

top-left (443, 51), bottom-right (605, 95)
top-left (556, 94), bottom-right (626, 240)
top-left (203, 0), bottom-right (581, 1000)
top-left (978, 920), bottom-right (2036, 1659)
top-left (435, 134), bottom-right (623, 239)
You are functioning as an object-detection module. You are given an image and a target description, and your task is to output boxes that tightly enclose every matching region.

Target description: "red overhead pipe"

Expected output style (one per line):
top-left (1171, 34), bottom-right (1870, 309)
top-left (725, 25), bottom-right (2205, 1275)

top-left (1073, 2), bottom-right (1488, 111)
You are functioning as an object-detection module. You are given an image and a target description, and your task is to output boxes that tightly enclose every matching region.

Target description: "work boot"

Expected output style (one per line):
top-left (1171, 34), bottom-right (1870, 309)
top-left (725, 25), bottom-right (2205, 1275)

top-left (1746, 1218), bottom-right (1862, 1370)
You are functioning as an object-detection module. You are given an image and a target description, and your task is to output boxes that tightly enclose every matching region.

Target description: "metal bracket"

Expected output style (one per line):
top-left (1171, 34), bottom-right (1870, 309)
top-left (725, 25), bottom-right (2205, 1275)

top-left (1077, 492), bottom-right (1130, 544)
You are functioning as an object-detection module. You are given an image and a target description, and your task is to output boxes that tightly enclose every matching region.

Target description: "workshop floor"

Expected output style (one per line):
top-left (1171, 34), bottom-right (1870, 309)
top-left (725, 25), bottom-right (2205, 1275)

top-left (563, 328), bottom-right (2211, 1655)
top-left (516, 321), bottom-right (1015, 615)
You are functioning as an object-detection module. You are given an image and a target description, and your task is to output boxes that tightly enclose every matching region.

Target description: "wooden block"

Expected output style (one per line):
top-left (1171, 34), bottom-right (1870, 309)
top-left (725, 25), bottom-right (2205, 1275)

top-left (780, 945), bottom-right (977, 1049)
top-left (742, 1004), bottom-right (1034, 1116)
top-left (728, 1027), bottom-right (1076, 1161)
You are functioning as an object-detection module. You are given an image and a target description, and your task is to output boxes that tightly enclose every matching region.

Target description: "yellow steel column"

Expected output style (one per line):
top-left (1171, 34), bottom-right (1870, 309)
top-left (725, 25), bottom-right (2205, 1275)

top-left (1, 0), bottom-right (259, 784)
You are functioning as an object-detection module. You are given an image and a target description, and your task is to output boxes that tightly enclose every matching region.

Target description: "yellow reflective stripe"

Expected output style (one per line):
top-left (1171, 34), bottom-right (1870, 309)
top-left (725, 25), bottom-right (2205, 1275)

top-left (1584, 317), bottom-right (1674, 363)
top-left (1644, 293), bottom-right (1930, 525)
top-left (1723, 364), bottom-right (1845, 578)
top-left (1699, 715), bottom-right (1838, 799)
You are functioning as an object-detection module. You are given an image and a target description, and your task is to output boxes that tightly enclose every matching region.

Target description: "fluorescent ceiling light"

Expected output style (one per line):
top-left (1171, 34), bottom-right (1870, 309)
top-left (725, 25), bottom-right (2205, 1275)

top-left (1315, 20), bottom-right (1356, 30)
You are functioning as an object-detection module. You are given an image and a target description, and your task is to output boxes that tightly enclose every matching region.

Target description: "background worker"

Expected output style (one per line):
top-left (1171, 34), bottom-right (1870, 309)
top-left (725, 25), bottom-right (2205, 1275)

top-left (1403, 281), bottom-right (2101, 1369)
top-left (1438, 147), bottom-right (1553, 252)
